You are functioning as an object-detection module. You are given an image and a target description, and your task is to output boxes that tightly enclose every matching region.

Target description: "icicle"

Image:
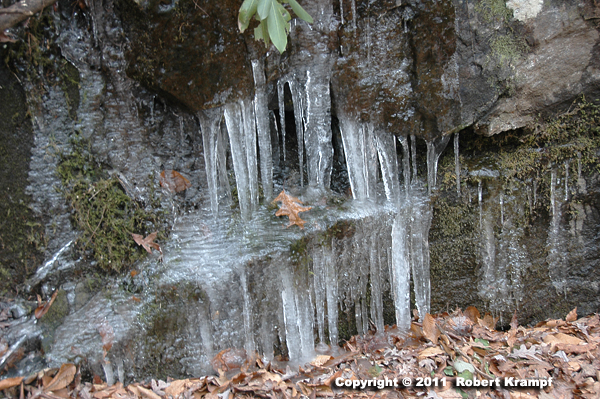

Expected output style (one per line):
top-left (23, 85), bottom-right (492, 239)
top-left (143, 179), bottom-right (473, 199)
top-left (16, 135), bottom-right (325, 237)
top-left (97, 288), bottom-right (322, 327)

top-left (304, 70), bottom-right (333, 191)
top-left (102, 362), bottom-right (114, 387)
top-left (199, 109), bottom-right (223, 215)
top-left (369, 238), bottom-right (384, 333)
top-left (325, 245), bottom-right (338, 345)
top-left (339, 0), bottom-right (344, 25)
top-left (269, 111), bottom-right (281, 170)
top-left (425, 135), bottom-right (450, 195)
top-left (409, 190), bottom-right (432, 319)
top-left (281, 270), bottom-right (302, 361)
top-left (363, 124), bottom-right (378, 198)
top-left (374, 128), bottom-right (400, 202)
top-left (339, 119), bottom-right (377, 200)
top-left (313, 251), bottom-right (326, 343)
top-left (277, 81), bottom-right (287, 163)
top-left (240, 268), bottom-right (255, 354)
top-left (454, 132), bottom-right (460, 195)
top-left (252, 60), bottom-right (273, 201)
top-left (241, 100), bottom-right (259, 208)
top-left (577, 152), bottom-right (582, 181)
top-left (547, 166), bottom-right (567, 296)
top-left (391, 208), bottom-right (411, 330)
top-left (351, 0), bottom-right (357, 31)
top-left (281, 268), bottom-right (314, 362)
top-left (224, 102), bottom-right (258, 218)
top-left (533, 179), bottom-right (538, 206)
top-left (478, 181), bottom-right (482, 230)
top-left (410, 134), bottom-right (417, 183)
top-left (479, 211), bottom-right (497, 302)
top-left (217, 122), bottom-right (232, 205)
top-left (398, 136), bottom-right (410, 196)
top-left (366, 16), bottom-right (371, 62)
top-left (289, 80), bottom-right (305, 187)
top-left (500, 194), bottom-right (504, 226)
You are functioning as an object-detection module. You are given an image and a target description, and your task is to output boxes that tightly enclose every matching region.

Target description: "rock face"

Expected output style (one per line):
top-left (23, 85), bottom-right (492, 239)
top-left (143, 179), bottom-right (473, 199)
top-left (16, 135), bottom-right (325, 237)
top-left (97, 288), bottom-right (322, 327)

top-left (2, 0), bottom-right (600, 383)
top-left (119, 0), bottom-right (600, 138)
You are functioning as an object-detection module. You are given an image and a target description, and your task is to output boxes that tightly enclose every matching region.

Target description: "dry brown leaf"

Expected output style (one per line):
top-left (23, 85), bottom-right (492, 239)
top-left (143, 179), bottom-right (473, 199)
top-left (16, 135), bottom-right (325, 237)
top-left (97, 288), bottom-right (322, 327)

top-left (566, 307), bottom-right (577, 322)
top-left (464, 306), bottom-right (480, 323)
top-left (556, 343), bottom-right (596, 354)
top-left (310, 354), bottom-right (333, 367)
top-left (423, 313), bottom-right (440, 344)
top-left (510, 310), bottom-right (518, 330)
top-left (35, 290), bottom-right (58, 319)
top-left (132, 232), bottom-right (162, 254)
top-left (543, 333), bottom-right (584, 346)
top-left (0, 376), bottom-right (24, 391)
top-left (211, 348), bottom-right (247, 372)
top-left (272, 190), bottom-right (312, 229)
top-left (479, 313), bottom-right (498, 330)
top-left (417, 347), bottom-right (444, 360)
top-left (160, 170), bottom-right (191, 193)
top-left (138, 385), bottom-right (162, 399)
top-left (45, 363), bottom-right (76, 392)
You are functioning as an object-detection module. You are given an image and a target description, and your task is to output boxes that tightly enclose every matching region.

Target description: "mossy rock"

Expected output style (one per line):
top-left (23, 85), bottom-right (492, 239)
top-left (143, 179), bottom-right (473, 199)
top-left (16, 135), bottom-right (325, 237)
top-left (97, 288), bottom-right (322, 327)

top-left (58, 136), bottom-right (168, 273)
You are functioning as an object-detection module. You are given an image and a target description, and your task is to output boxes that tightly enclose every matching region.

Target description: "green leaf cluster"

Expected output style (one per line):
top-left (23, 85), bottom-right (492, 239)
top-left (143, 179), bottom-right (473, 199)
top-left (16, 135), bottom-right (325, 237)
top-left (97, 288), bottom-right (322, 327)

top-left (238, 0), bottom-right (313, 53)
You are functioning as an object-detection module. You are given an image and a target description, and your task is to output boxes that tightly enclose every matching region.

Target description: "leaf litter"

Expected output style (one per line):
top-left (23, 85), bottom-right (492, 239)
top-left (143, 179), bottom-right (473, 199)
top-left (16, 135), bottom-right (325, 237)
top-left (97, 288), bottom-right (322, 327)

top-left (2, 307), bottom-right (600, 398)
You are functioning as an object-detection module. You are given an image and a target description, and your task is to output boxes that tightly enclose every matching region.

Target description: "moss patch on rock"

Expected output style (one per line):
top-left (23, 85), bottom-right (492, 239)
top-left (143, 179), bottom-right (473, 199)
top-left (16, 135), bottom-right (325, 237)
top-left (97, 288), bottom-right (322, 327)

top-left (57, 136), bottom-right (168, 272)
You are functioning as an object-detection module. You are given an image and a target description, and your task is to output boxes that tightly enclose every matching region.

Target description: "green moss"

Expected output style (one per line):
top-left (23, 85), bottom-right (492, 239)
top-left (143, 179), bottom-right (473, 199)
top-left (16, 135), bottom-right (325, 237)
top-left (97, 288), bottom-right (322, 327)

top-left (58, 136), bottom-right (168, 272)
top-left (475, 0), bottom-right (513, 23)
top-left (489, 34), bottom-right (528, 67)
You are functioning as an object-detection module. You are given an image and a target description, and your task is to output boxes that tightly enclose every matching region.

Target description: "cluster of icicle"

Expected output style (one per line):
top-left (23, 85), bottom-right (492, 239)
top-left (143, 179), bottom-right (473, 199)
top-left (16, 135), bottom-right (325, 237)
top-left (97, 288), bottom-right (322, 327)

top-left (196, 59), bottom-right (455, 340)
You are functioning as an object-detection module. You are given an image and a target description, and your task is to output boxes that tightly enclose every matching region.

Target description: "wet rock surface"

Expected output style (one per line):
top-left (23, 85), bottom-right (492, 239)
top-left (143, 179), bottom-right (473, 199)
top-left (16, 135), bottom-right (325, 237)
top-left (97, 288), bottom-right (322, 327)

top-left (1, 0), bottom-right (600, 384)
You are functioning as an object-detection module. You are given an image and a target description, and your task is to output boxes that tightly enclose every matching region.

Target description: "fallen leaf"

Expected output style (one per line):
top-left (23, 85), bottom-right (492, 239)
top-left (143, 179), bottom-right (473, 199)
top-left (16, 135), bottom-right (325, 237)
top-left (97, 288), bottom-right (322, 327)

top-left (479, 313), bottom-right (498, 330)
top-left (35, 290), bottom-right (58, 319)
top-left (45, 363), bottom-right (76, 392)
top-left (418, 347), bottom-right (444, 360)
top-left (423, 313), bottom-right (440, 344)
top-left (566, 307), bottom-right (577, 322)
top-left (510, 310), bottom-right (518, 330)
top-left (0, 376), bottom-right (23, 390)
top-left (132, 232), bottom-right (161, 254)
top-left (211, 348), bottom-right (247, 372)
top-left (160, 170), bottom-right (191, 193)
top-left (272, 190), bottom-right (312, 229)
top-left (544, 333), bottom-right (584, 346)
top-left (464, 306), bottom-right (480, 323)
top-left (137, 385), bottom-right (162, 399)
top-left (310, 355), bottom-right (333, 367)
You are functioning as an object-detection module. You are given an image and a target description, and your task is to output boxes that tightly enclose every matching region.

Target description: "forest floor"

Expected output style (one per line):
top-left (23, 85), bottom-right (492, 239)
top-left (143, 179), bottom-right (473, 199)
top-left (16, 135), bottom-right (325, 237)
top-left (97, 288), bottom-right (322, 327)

top-left (1, 307), bottom-right (598, 399)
